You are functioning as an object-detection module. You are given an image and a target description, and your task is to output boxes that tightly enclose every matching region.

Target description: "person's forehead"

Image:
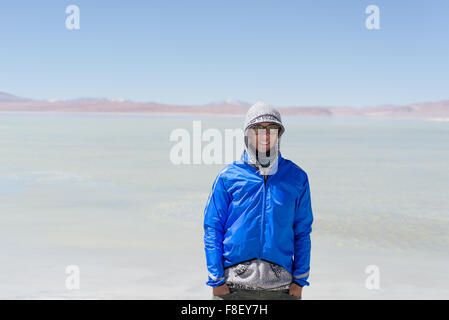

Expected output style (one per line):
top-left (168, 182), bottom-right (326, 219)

top-left (258, 122), bottom-right (277, 126)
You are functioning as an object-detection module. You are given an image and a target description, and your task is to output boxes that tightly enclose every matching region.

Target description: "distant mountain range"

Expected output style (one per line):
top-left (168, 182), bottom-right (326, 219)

top-left (0, 91), bottom-right (32, 103)
top-left (0, 91), bottom-right (448, 120)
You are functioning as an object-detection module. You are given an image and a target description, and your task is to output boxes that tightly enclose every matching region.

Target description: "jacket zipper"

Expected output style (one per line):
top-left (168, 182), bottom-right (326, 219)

top-left (258, 174), bottom-right (267, 262)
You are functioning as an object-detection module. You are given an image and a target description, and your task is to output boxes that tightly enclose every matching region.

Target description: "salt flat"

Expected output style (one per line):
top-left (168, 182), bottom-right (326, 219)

top-left (0, 112), bottom-right (448, 299)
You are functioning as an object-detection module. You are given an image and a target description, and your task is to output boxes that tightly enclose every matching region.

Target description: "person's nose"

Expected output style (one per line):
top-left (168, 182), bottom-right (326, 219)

top-left (259, 132), bottom-right (270, 142)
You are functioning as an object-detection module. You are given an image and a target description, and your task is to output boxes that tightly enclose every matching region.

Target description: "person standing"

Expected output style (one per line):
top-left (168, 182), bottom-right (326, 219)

top-left (203, 101), bottom-right (314, 300)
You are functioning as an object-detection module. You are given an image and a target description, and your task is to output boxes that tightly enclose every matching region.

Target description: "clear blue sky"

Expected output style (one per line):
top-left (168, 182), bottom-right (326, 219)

top-left (0, 0), bottom-right (448, 106)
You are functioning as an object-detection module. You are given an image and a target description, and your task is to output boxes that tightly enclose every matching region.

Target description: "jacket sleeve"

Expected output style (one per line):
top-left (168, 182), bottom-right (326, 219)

top-left (203, 170), bottom-right (231, 287)
top-left (292, 172), bottom-right (314, 287)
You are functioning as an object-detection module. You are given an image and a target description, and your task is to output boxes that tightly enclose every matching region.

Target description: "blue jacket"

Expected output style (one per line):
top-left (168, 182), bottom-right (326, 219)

top-left (203, 151), bottom-right (313, 287)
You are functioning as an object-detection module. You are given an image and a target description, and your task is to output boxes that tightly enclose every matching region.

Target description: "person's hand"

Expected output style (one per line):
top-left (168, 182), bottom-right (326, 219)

top-left (289, 282), bottom-right (303, 298)
top-left (213, 283), bottom-right (230, 296)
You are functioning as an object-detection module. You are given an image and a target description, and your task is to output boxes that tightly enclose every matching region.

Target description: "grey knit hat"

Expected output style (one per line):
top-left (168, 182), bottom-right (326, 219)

top-left (243, 101), bottom-right (284, 175)
top-left (244, 101), bottom-right (285, 137)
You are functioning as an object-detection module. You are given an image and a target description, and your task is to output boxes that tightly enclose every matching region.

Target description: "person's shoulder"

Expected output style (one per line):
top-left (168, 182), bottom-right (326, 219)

top-left (211, 162), bottom-right (244, 191)
top-left (281, 157), bottom-right (309, 182)
top-left (220, 162), bottom-right (235, 174)
top-left (213, 162), bottom-right (240, 181)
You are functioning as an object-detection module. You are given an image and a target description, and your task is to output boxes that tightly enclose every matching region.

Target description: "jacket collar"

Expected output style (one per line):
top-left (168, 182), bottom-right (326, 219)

top-left (240, 150), bottom-right (284, 176)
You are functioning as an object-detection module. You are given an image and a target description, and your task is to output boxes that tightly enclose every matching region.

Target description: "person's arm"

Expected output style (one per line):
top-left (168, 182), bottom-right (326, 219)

top-left (292, 172), bottom-right (314, 287)
top-left (203, 171), bottom-right (231, 287)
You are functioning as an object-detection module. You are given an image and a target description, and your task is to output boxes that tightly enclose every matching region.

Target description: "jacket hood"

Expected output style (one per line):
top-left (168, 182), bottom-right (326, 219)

top-left (243, 101), bottom-right (285, 176)
top-left (241, 150), bottom-right (284, 176)
top-left (244, 101), bottom-right (285, 136)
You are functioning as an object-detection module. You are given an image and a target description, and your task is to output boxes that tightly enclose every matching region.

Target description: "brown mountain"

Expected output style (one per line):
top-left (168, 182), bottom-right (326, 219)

top-left (0, 92), bottom-right (448, 119)
top-left (0, 91), bottom-right (32, 102)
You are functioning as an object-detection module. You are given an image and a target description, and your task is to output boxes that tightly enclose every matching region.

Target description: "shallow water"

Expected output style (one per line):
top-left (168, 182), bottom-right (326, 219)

top-left (0, 112), bottom-right (448, 299)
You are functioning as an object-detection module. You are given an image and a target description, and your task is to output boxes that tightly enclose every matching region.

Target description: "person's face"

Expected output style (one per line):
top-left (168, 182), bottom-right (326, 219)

top-left (248, 122), bottom-right (280, 153)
